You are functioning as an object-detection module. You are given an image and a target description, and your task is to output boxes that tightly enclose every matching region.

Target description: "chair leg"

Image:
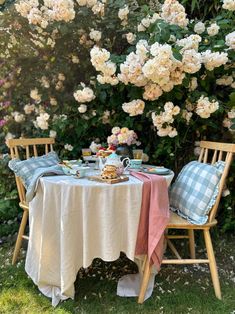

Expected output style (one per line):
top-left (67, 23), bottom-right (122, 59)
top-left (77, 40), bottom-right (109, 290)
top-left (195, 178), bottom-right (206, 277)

top-left (138, 256), bottom-right (152, 304)
top-left (188, 230), bottom-right (196, 259)
top-left (12, 209), bottom-right (28, 265)
top-left (203, 229), bottom-right (222, 300)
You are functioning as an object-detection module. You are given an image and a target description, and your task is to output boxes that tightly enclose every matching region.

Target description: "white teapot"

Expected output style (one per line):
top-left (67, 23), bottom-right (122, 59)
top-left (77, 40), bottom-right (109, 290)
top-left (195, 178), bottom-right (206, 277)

top-left (99, 152), bottom-right (130, 175)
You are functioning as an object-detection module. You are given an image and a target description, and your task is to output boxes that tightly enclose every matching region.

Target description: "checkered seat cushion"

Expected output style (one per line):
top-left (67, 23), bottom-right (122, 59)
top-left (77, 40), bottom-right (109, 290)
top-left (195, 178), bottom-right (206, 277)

top-left (170, 161), bottom-right (225, 225)
top-left (8, 151), bottom-right (63, 202)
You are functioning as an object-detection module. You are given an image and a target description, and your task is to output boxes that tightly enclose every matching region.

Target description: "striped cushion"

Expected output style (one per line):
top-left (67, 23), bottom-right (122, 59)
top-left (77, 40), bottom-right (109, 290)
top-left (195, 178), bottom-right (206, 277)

top-left (170, 161), bottom-right (225, 225)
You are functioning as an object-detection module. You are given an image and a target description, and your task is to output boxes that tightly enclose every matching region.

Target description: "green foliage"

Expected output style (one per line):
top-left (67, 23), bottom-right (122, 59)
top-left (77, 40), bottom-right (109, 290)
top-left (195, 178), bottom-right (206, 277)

top-left (0, 155), bottom-right (19, 240)
top-left (0, 0), bottom-right (234, 236)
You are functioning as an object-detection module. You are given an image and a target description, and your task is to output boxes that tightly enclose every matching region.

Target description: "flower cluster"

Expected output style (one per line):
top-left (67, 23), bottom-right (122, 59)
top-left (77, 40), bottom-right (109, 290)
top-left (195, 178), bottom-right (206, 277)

top-left (77, 0), bottom-right (105, 16)
top-left (225, 31), bottom-right (235, 49)
top-left (90, 46), bottom-right (118, 85)
top-left (15, 0), bottom-right (76, 28)
top-left (73, 83), bottom-right (95, 103)
top-left (223, 109), bottom-right (235, 130)
top-left (152, 102), bottom-right (180, 138)
top-left (161, 0), bottom-right (189, 28)
top-left (122, 99), bottom-right (145, 116)
top-left (118, 6), bottom-right (129, 26)
top-left (222, 0), bottom-right (235, 11)
top-left (34, 112), bottom-right (50, 130)
top-left (201, 50), bottom-right (228, 71)
top-left (195, 96), bottom-right (219, 118)
top-left (107, 127), bottom-right (139, 146)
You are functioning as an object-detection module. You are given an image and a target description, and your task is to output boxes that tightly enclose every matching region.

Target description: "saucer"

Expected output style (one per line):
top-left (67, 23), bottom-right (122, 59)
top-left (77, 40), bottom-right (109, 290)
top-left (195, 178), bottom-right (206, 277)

top-left (143, 167), bottom-right (170, 175)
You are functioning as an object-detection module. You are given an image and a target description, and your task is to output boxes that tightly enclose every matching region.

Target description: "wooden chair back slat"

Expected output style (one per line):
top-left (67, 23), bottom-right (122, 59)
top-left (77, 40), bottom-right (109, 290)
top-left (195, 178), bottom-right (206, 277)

top-left (33, 145), bottom-right (38, 157)
top-left (211, 150), bottom-right (217, 164)
top-left (198, 148), bottom-right (204, 162)
top-left (203, 148), bottom-right (208, 163)
top-left (218, 150), bottom-right (223, 161)
top-left (45, 144), bottom-right (49, 154)
top-left (15, 146), bottom-right (19, 159)
top-left (198, 141), bottom-right (235, 222)
top-left (26, 146), bottom-right (30, 159)
top-left (6, 138), bottom-right (55, 204)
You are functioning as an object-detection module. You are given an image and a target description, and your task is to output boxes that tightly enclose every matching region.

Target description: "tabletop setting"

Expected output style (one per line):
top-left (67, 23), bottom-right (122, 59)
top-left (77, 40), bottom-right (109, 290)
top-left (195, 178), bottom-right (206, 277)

top-left (7, 128), bottom-right (175, 307)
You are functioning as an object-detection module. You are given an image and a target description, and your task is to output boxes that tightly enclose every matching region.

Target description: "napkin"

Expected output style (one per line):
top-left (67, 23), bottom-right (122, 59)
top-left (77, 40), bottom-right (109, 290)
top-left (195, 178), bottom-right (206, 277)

top-left (131, 171), bottom-right (170, 271)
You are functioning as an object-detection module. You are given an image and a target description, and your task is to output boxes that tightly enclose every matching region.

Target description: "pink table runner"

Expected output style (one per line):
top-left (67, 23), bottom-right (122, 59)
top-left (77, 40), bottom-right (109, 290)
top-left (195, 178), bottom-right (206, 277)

top-left (131, 171), bottom-right (170, 271)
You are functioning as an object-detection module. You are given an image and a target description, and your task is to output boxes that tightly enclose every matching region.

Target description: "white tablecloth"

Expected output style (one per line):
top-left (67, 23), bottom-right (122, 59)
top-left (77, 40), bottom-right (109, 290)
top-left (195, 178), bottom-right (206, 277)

top-left (25, 168), bottom-right (173, 306)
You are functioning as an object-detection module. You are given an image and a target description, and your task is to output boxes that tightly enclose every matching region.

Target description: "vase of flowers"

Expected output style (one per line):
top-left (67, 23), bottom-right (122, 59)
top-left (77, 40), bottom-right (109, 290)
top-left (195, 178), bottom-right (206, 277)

top-left (107, 127), bottom-right (140, 159)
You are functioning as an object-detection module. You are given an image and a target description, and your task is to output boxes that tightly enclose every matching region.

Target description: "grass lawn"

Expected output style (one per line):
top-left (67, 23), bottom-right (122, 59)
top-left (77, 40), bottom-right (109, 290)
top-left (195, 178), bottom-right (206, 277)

top-left (0, 234), bottom-right (235, 314)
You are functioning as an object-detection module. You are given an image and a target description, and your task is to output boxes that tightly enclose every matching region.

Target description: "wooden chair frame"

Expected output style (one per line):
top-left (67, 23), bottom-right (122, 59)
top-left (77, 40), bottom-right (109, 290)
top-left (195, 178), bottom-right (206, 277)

top-left (6, 138), bottom-right (55, 265)
top-left (138, 141), bottom-right (235, 303)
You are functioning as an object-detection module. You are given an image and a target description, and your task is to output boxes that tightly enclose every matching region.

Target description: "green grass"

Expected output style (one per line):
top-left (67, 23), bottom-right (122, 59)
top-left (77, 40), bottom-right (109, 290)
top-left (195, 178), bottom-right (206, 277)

top-left (0, 236), bottom-right (235, 314)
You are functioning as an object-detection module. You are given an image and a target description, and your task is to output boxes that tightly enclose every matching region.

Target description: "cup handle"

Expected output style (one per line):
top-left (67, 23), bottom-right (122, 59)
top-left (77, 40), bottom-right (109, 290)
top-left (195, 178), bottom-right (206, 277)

top-left (122, 157), bottom-right (130, 171)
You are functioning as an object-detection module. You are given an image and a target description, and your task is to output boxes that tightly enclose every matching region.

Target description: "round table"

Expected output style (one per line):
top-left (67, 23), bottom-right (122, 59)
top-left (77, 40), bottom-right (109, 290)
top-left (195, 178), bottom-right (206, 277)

top-left (25, 166), bottom-right (174, 306)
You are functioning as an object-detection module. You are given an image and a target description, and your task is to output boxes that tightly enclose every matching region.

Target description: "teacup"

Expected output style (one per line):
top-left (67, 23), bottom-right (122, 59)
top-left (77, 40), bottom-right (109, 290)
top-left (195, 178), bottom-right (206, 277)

top-left (71, 166), bottom-right (89, 178)
top-left (128, 159), bottom-right (142, 169)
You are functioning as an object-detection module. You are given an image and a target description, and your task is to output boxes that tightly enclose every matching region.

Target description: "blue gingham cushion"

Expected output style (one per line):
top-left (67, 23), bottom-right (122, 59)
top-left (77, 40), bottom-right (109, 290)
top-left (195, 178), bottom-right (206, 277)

top-left (170, 161), bottom-right (225, 225)
top-left (8, 152), bottom-right (63, 202)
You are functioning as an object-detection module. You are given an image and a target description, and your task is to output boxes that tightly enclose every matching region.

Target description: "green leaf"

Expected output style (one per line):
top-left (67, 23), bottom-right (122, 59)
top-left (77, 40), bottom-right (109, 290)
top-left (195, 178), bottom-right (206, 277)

top-left (172, 48), bottom-right (182, 61)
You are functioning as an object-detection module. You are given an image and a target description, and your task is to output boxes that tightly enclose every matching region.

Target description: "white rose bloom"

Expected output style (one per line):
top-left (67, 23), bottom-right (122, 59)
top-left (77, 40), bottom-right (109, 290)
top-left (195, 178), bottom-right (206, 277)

top-left (161, 0), bottom-right (189, 28)
top-left (89, 29), bottom-right (102, 42)
top-left (58, 73), bottom-right (65, 81)
top-left (201, 50), bottom-right (228, 71)
top-left (182, 49), bottom-right (202, 74)
top-left (207, 23), bottom-right (220, 36)
top-left (164, 102), bottom-right (174, 112)
top-left (157, 127), bottom-right (171, 137)
top-left (78, 104), bottom-right (87, 113)
top-left (30, 88), bottom-right (41, 102)
top-left (50, 97), bottom-right (57, 106)
top-left (111, 127), bottom-right (121, 135)
top-left (168, 128), bottom-right (178, 138)
top-left (122, 99), bottom-right (145, 116)
top-left (13, 112), bottom-right (25, 123)
top-left (49, 130), bottom-right (57, 138)
top-left (195, 96), bottom-right (219, 118)
top-left (87, 0), bottom-right (97, 7)
top-left (24, 104), bottom-right (35, 114)
top-left (143, 83), bottom-right (163, 101)
top-left (72, 55), bottom-right (80, 63)
top-left (64, 144), bottom-right (73, 151)
top-left (126, 32), bottom-right (136, 44)
top-left (172, 106), bottom-right (180, 116)
top-left (35, 112), bottom-right (50, 130)
top-left (118, 6), bottom-right (129, 20)
top-left (137, 24), bottom-right (146, 32)
top-left (141, 17), bottom-right (151, 28)
top-left (225, 31), bottom-right (235, 49)
top-left (194, 22), bottom-right (205, 34)
top-left (222, 0), bottom-right (235, 11)
top-left (216, 76), bottom-right (233, 86)
top-left (189, 77), bottom-right (198, 91)
top-left (74, 85), bottom-right (95, 103)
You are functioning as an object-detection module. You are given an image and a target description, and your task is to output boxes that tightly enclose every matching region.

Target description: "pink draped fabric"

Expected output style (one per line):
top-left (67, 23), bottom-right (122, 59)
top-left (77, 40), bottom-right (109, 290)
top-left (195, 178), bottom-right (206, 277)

top-left (131, 171), bottom-right (170, 271)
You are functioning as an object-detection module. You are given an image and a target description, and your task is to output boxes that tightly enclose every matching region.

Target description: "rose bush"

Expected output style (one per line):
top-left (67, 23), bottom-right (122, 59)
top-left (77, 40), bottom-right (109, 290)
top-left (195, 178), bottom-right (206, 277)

top-left (0, 0), bottom-right (234, 234)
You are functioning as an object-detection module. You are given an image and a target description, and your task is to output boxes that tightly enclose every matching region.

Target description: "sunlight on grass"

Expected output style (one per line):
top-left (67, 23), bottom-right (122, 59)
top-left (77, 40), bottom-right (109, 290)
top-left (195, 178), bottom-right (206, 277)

top-left (0, 242), bottom-right (235, 314)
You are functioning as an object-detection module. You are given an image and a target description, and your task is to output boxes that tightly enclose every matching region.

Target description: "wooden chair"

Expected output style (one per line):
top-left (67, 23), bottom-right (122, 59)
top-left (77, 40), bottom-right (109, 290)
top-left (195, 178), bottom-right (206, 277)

top-left (6, 138), bottom-right (55, 265)
top-left (138, 141), bottom-right (235, 304)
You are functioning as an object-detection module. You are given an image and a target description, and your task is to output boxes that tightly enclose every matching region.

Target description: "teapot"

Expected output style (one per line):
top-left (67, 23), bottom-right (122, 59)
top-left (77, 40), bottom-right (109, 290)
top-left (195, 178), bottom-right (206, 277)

top-left (99, 152), bottom-right (130, 175)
